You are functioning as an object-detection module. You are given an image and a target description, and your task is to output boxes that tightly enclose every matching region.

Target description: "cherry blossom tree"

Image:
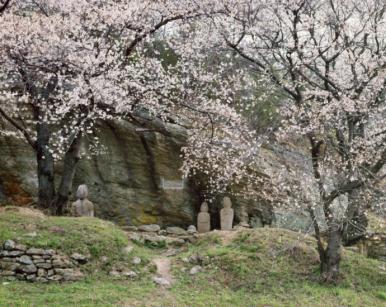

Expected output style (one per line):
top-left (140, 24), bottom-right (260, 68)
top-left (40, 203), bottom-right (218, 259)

top-left (0, 0), bottom-right (256, 214)
top-left (204, 0), bottom-right (386, 281)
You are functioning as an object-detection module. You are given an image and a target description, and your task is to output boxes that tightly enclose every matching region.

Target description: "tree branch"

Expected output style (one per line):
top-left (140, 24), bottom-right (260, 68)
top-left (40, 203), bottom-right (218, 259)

top-left (0, 107), bottom-right (37, 150)
top-left (0, 0), bottom-right (11, 15)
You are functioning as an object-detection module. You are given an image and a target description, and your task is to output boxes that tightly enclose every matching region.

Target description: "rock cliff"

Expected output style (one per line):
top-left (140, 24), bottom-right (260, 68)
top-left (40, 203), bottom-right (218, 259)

top-left (0, 119), bottom-right (201, 226)
top-left (0, 118), bottom-right (344, 231)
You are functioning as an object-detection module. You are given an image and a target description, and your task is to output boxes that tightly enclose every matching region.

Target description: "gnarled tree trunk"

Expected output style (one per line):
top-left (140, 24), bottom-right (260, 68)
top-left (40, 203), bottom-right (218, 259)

top-left (36, 116), bottom-right (56, 209)
top-left (320, 221), bottom-right (342, 283)
top-left (52, 133), bottom-right (82, 215)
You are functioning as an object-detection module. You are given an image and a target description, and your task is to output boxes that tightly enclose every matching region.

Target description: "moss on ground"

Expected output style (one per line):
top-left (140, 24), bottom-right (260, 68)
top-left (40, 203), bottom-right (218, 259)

top-left (1, 208), bottom-right (386, 306)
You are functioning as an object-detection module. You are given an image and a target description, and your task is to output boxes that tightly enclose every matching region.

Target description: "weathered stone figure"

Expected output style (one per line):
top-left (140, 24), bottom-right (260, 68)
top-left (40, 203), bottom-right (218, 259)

top-left (220, 197), bottom-right (234, 231)
top-left (197, 202), bottom-right (211, 233)
top-left (71, 185), bottom-right (94, 217)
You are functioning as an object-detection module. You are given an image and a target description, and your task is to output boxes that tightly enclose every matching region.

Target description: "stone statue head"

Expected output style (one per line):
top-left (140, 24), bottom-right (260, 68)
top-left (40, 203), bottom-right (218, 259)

top-left (223, 197), bottom-right (232, 209)
top-left (76, 184), bottom-right (88, 200)
top-left (200, 202), bottom-right (209, 213)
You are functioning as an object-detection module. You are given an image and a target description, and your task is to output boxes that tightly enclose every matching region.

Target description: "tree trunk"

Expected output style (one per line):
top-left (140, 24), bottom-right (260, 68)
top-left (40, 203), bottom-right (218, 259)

top-left (342, 189), bottom-right (367, 245)
top-left (320, 221), bottom-right (342, 283)
top-left (36, 120), bottom-right (56, 209)
top-left (52, 133), bottom-right (82, 215)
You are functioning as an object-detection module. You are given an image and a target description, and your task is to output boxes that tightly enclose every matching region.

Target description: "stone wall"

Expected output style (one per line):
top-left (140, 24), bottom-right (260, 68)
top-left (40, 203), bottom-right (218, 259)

top-left (0, 240), bottom-right (85, 282)
top-left (358, 233), bottom-right (386, 262)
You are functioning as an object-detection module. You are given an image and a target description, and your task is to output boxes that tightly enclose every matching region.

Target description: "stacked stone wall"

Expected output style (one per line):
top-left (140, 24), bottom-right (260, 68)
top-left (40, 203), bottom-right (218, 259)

top-left (0, 240), bottom-right (85, 282)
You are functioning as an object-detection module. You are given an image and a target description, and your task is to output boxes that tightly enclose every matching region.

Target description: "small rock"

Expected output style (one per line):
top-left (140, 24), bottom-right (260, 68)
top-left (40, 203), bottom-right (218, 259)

top-left (0, 270), bottom-right (15, 276)
top-left (14, 244), bottom-right (27, 251)
top-left (138, 224), bottom-right (161, 232)
top-left (71, 253), bottom-right (88, 264)
top-left (152, 276), bottom-right (171, 287)
top-left (44, 249), bottom-right (56, 256)
top-left (21, 264), bottom-right (37, 274)
top-left (189, 265), bottom-right (202, 275)
top-left (47, 269), bottom-right (54, 276)
top-left (142, 234), bottom-right (167, 244)
top-left (47, 275), bottom-right (63, 281)
top-left (100, 256), bottom-right (109, 263)
top-left (165, 237), bottom-right (186, 246)
top-left (59, 269), bottom-right (84, 282)
top-left (164, 249), bottom-right (181, 257)
top-left (187, 225), bottom-right (197, 234)
top-left (26, 274), bottom-right (37, 282)
top-left (37, 269), bottom-right (46, 277)
top-left (0, 261), bottom-right (20, 271)
top-left (18, 255), bottom-right (33, 265)
top-left (52, 256), bottom-right (72, 268)
top-left (1, 257), bottom-right (15, 262)
top-left (122, 270), bottom-right (137, 278)
top-left (122, 226), bottom-right (138, 232)
top-left (4, 250), bottom-right (24, 257)
top-left (36, 277), bottom-right (48, 283)
top-left (36, 262), bottom-right (52, 269)
top-left (25, 232), bottom-right (37, 238)
top-left (131, 257), bottom-right (141, 265)
top-left (129, 233), bottom-right (143, 243)
top-left (3, 240), bottom-right (16, 250)
top-left (188, 254), bottom-right (203, 264)
top-left (166, 227), bottom-right (187, 236)
top-left (158, 230), bottom-right (167, 236)
top-left (122, 246), bottom-right (134, 254)
top-left (26, 248), bottom-right (45, 255)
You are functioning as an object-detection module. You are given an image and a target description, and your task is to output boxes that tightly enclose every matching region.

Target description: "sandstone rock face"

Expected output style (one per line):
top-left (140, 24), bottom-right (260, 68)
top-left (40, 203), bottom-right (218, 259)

top-left (0, 118), bottom-right (353, 233)
top-left (0, 120), bottom-right (198, 227)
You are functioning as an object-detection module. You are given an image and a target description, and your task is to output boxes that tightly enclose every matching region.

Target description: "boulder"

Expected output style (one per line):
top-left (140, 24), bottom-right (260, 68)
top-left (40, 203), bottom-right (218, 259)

top-left (21, 264), bottom-right (37, 273)
top-left (71, 253), bottom-right (89, 264)
top-left (166, 227), bottom-right (187, 236)
top-left (131, 257), bottom-right (141, 265)
top-left (189, 265), bottom-right (202, 275)
top-left (3, 240), bottom-right (15, 250)
top-left (26, 248), bottom-right (45, 255)
top-left (122, 270), bottom-right (137, 278)
top-left (138, 224), bottom-right (161, 232)
top-left (152, 276), bottom-right (171, 287)
top-left (187, 225), bottom-right (197, 234)
top-left (18, 255), bottom-right (33, 265)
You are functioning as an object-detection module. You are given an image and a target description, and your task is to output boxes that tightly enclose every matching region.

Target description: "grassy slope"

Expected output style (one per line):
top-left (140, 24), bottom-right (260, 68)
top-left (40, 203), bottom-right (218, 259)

top-left (0, 208), bottom-right (386, 307)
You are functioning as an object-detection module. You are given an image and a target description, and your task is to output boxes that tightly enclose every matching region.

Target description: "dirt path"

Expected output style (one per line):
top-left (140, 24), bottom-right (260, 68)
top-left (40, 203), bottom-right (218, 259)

top-left (153, 257), bottom-right (173, 284)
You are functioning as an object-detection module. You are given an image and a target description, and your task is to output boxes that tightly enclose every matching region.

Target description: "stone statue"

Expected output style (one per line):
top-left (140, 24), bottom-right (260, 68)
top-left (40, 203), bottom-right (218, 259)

top-left (71, 185), bottom-right (94, 217)
top-left (220, 197), bottom-right (234, 231)
top-left (197, 202), bottom-right (210, 233)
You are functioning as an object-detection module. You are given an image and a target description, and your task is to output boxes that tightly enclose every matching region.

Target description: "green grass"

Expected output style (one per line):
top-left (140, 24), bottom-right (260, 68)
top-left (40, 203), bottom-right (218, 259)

top-left (169, 229), bottom-right (386, 306)
top-left (0, 277), bottom-right (157, 307)
top-left (0, 207), bottom-right (127, 258)
top-left (1, 208), bottom-right (386, 306)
